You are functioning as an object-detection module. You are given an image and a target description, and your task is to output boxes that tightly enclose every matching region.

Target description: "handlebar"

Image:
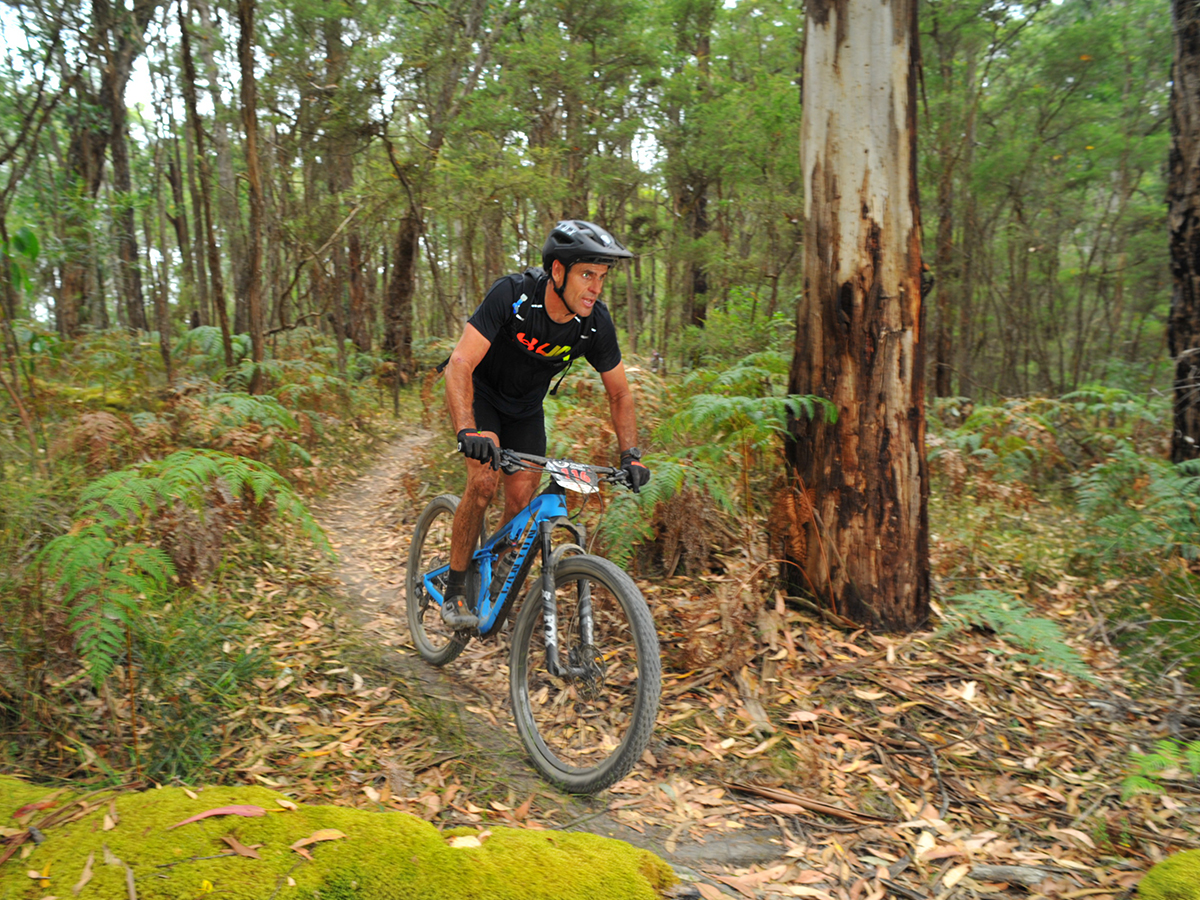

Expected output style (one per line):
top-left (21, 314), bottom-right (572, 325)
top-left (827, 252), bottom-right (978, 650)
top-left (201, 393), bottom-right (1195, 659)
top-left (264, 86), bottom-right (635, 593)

top-left (498, 448), bottom-right (632, 490)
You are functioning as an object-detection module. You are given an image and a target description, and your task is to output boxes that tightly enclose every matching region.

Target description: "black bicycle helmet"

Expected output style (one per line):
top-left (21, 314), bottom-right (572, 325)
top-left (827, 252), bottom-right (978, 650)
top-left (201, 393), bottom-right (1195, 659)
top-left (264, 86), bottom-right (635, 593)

top-left (541, 220), bottom-right (633, 271)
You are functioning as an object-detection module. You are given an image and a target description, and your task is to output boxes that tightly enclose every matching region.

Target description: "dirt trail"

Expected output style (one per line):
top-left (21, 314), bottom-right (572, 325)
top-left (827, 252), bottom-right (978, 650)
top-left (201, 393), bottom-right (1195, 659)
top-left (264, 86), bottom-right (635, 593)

top-left (311, 431), bottom-right (784, 875)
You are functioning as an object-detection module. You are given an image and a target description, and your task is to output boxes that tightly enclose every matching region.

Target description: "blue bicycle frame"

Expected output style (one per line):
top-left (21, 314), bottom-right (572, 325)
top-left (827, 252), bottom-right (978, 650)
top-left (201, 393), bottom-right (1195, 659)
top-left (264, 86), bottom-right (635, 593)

top-left (421, 483), bottom-right (587, 646)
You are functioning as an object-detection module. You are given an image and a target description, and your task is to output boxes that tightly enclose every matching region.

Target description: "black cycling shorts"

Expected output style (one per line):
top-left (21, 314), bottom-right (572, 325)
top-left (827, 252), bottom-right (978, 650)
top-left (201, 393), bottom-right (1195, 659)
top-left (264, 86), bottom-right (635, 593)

top-left (472, 393), bottom-right (546, 457)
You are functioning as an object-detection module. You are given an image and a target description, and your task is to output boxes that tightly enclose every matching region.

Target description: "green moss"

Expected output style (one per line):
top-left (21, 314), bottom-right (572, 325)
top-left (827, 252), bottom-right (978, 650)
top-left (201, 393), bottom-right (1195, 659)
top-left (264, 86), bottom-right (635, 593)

top-left (0, 776), bottom-right (675, 899)
top-left (1140, 851), bottom-right (1200, 900)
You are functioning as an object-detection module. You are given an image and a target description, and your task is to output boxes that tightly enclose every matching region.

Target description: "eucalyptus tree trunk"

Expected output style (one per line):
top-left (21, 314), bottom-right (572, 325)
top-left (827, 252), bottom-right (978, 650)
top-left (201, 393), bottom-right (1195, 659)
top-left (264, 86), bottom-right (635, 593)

top-left (1169, 0), bottom-right (1200, 462)
top-left (59, 90), bottom-right (107, 335)
top-left (784, 0), bottom-right (930, 631)
top-left (383, 211), bottom-right (417, 389)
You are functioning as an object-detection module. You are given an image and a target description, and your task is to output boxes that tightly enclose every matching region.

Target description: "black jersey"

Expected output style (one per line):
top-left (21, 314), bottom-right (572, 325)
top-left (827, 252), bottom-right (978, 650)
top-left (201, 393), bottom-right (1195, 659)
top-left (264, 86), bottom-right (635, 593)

top-left (468, 269), bottom-right (622, 417)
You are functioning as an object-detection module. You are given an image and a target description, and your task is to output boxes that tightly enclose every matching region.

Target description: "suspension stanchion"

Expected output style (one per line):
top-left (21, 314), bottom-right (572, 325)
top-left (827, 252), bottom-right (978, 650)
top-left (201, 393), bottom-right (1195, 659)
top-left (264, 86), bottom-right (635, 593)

top-left (539, 519), bottom-right (563, 676)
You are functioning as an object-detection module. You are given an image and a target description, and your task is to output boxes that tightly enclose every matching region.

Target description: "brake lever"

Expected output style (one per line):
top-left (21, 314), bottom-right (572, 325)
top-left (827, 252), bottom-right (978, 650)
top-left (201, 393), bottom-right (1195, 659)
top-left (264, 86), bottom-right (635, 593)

top-left (499, 450), bottom-right (523, 475)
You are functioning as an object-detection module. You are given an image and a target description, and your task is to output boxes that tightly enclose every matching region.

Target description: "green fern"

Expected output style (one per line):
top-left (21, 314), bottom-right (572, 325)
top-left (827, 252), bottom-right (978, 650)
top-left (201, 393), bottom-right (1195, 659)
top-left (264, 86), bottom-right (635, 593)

top-left (38, 449), bottom-right (329, 682)
top-left (178, 327), bottom-right (252, 367)
top-left (1123, 739), bottom-right (1200, 799)
top-left (598, 456), bottom-right (734, 567)
top-left (661, 393), bottom-right (836, 455)
top-left (939, 590), bottom-right (1095, 682)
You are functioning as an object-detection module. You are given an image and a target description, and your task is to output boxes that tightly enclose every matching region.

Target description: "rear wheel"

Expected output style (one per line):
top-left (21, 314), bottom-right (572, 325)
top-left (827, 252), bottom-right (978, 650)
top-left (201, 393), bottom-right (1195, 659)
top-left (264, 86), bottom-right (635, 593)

top-left (510, 555), bottom-right (660, 793)
top-left (406, 495), bottom-right (468, 666)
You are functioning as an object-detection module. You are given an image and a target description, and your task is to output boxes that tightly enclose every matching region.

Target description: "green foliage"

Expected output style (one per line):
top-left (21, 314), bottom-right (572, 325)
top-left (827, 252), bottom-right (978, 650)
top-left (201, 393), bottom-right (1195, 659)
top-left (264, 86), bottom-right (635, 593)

top-left (930, 389), bottom-right (1167, 493)
top-left (1075, 451), bottom-right (1200, 570)
top-left (597, 456), bottom-right (732, 568)
top-left (1122, 739), bottom-right (1200, 800)
top-left (36, 449), bottom-right (328, 682)
top-left (938, 590), bottom-right (1095, 682)
top-left (133, 595), bottom-right (268, 782)
top-left (662, 392), bottom-right (836, 458)
top-left (677, 293), bottom-right (796, 366)
top-left (1, 225), bottom-right (39, 295)
top-left (178, 327), bottom-right (253, 370)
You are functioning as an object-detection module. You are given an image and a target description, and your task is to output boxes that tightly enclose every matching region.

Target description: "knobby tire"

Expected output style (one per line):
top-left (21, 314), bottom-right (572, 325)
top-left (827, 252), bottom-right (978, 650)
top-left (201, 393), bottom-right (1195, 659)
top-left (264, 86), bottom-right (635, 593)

top-left (406, 494), bottom-right (468, 666)
top-left (510, 554), bottom-right (661, 794)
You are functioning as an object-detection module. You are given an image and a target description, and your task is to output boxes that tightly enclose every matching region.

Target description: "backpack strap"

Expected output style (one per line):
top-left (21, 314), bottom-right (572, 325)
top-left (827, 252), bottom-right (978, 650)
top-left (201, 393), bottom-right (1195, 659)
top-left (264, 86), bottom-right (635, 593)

top-left (437, 270), bottom-right (543, 373)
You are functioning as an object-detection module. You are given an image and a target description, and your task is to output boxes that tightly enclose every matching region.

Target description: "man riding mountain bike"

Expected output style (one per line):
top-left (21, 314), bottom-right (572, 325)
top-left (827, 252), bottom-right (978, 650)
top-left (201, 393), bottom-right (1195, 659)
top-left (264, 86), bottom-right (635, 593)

top-left (439, 220), bottom-right (651, 630)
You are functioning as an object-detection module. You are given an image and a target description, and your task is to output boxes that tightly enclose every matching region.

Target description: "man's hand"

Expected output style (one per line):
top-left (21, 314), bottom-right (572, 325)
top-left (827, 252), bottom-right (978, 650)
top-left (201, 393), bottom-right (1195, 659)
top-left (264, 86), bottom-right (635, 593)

top-left (620, 448), bottom-right (650, 493)
top-left (458, 429), bottom-right (501, 470)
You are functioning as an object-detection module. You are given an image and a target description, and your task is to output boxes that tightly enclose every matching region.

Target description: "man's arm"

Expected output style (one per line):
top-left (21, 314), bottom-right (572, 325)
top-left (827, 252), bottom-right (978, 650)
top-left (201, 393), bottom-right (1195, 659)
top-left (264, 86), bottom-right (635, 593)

top-left (600, 362), bottom-right (639, 453)
top-left (445, 324), bottom-right (492, 433)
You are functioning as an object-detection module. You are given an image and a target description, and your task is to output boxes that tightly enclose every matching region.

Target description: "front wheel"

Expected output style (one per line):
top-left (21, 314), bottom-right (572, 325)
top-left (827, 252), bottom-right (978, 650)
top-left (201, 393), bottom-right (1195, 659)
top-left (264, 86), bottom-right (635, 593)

top-left (406, 494), bottom-right (468, 666)
top-left (510, 555), bottom-right (661, 793)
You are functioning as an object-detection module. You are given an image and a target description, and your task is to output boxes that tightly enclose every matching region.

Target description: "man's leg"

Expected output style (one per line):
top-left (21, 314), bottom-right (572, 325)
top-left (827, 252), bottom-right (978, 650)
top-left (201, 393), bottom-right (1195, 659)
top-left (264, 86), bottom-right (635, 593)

top-left (450, 454), bottom-right (500, 572)
top-left (443, 432), bottom-right (501, 629)
top-left (498, 469), bottom-right (541, 527)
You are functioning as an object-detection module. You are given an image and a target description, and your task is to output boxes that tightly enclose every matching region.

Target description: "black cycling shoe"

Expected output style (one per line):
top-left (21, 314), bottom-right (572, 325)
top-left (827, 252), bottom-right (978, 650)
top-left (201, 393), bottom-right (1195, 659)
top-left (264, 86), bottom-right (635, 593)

top-left (440, 594), bottom-right (479, 630)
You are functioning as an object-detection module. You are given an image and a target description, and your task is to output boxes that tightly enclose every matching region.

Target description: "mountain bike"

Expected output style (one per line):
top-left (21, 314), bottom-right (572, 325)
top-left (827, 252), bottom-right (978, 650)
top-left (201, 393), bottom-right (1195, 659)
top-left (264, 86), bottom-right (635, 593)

top-left (405, 448), bottom-right (661, 794)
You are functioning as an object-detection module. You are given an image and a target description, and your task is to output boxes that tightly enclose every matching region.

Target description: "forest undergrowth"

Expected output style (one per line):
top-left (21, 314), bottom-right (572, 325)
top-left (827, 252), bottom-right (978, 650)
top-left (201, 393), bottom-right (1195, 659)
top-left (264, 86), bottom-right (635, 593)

top-left (1, 326), bottom-right (1199, 898)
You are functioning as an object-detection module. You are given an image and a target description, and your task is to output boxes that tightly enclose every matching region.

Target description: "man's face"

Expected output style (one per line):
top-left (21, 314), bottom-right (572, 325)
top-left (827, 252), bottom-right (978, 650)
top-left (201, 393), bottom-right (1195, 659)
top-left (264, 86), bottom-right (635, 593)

top-left (555, 261), bottom-right (611, 317)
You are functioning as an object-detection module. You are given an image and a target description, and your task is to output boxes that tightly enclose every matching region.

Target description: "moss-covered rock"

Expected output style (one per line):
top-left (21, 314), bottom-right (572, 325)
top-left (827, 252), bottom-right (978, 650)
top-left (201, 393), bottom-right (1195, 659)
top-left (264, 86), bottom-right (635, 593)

top-left (0, 775), bottom-right (676, 899)
top-left (1139, 850), bottom-right (1200, 900)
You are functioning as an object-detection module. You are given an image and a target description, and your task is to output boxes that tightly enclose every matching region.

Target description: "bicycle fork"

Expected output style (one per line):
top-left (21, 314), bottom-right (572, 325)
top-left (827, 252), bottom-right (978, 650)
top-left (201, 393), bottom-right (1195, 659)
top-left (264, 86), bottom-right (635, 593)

top-left (537, 520), bottom-right (598, 680)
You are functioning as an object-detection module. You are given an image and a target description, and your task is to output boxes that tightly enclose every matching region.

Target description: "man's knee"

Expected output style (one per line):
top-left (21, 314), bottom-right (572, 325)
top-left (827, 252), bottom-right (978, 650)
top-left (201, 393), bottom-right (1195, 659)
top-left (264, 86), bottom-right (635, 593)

top-left (464, 464), bottom-right (500, 507)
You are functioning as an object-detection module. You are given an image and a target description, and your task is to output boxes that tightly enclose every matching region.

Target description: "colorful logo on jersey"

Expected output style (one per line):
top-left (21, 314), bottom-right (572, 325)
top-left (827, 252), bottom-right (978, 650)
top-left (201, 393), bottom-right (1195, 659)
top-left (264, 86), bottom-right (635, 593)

top-left (517, 332), bottom-right (572, 361)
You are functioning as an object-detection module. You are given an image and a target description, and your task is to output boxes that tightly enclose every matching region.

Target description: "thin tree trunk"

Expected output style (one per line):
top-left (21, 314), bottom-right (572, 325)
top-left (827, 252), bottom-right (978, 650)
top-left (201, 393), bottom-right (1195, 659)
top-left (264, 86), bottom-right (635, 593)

top-left (237, 0), bottom-right (264, 393)
top-left (179, 0), bottom-right (233, 366)
top-left (1169, 0), bottom-right (1200, 461)
top-left (383, 212), bottom-right (418, 384)
top-left (347, 232), bottom-right (370, 351)
top-left (182, 89), bottom-right (209, 326)
top-left (95, 0), bottom-right (159, 333)
top-left (148, 172), bottom-right (173, 383)
top-left (194, 0), bottom-right (248, 334)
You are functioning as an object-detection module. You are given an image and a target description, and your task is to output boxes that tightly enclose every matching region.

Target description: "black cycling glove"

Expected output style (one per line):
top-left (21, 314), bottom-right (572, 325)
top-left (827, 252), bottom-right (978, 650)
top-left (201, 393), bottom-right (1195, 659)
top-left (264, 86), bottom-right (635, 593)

top-left (458, 429), bottom-right (501, 470)
top-left (620, 448), bottom-right (651, 493)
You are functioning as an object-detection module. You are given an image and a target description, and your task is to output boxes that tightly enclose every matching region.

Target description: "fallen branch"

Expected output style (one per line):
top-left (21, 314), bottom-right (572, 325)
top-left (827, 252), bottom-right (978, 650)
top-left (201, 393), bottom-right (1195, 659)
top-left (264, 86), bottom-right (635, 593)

top-left (723, 782), bottom-right (893, 825)
top-left (968, 864), bottom-right (1056, 887)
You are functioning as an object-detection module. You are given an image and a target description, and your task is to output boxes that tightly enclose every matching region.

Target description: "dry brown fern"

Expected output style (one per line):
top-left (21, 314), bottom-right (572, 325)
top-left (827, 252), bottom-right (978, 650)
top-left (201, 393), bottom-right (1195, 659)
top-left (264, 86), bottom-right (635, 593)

top-left (767, 483), bottom-right (814, 564)
top-left (420, 370), bottom-right (444, 429)
top-left (218, 426), bottom-right (265, 459)
top-left (68, 411), bottom-right (134, 472)
top-left (653, 487), bottom-right (723, 577)
top-left (155, 490), bottom-right (237, 585)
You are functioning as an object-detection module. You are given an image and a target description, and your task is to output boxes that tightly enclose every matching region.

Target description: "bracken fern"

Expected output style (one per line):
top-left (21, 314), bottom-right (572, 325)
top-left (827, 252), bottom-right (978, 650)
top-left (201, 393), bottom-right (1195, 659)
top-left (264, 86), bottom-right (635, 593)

top-left (1122, 739), bottom-right (1200, 799)
top-left (938, 590), bottom-right (1095, 682)
top-left (37, 449), bottom-right (329, 682)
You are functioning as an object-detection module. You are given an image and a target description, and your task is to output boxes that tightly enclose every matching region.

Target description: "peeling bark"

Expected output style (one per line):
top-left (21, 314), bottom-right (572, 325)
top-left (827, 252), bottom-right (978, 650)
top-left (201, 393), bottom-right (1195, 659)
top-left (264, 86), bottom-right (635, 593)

top-left (786, 0), bottom-right (929, 631)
